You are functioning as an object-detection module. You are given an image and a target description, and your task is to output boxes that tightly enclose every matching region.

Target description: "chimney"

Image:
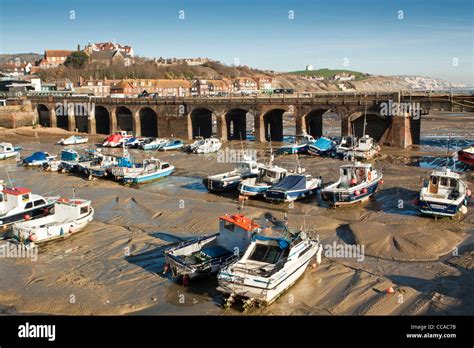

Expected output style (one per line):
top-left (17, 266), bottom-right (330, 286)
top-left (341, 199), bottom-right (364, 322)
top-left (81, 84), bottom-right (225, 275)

top-left (77, 44), bottom-right (81, 51)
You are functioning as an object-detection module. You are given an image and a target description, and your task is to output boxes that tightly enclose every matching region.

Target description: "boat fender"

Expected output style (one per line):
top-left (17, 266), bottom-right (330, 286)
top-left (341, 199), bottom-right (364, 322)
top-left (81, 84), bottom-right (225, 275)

top-left (361, 188), bottom-right (368, 194)
top-left (163, 264), bottom-right (169, 274)
top-left (350, 178), bottom-right (357, 186)
top-left (460, 205), bottom-right (468, 215)
top-left (24, 214), bottom-right (31, 221)
top-left (316, 247), bottom-right (322, 265)
top-left (367, 171), bottom-right (372, 181)
top-left (380, 179), bottom-right (384, 185)
top-left (42, 208), bottom-right (49, 215)
top-left (354, 190), bottom-right (360, 197)
top-left (29, 233), bottom-right (37, 242)
top-left (467, 189), bottom-right (472, 197)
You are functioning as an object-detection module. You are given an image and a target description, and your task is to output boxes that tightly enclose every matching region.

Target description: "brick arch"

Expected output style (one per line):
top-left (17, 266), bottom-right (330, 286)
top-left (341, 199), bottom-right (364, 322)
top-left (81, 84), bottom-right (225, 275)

top-left (348, 111), bottom-right (390, 142)
top-left (139, 107), bottom-right (158, 137)
top-left (189, 107), bottom-right (214, 138)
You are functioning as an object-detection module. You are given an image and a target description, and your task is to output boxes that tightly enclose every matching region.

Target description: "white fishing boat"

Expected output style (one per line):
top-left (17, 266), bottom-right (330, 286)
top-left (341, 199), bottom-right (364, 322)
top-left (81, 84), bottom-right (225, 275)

top-left (12, 197), bottom-right (94, 246)
top-left (345, 135), bottom-right (380, 160)
top-left (265, 173), bottom-right (322, 202)
top-left (56, 135), bottom-right (89, 145)
top-left (218, 225), bottom-right (323, 309)
top-left (238, 155), bottom-right (289, 197)
top-left (322, 162), bottom-right (383, 206)
top-left (183, 136), bottom-right (204, 153)
top-left (0, 143), bottom-right (21, 160)
top-left (418, 168), bottom-right (470, 218)
top-left (141, 138), bottom-right (169, 150)
top-left (192, 137), bottom-right (222, 154)
top-left (203, 155), bottom-right (261, 192)
top-left (114, 158), bottom-right (175, 184)
top-left (0, 181), bottom-right (55, 229)
top-left (335, 135), bottom-right (357, 158)
top-left (164, 214), bottom-right (262, 283)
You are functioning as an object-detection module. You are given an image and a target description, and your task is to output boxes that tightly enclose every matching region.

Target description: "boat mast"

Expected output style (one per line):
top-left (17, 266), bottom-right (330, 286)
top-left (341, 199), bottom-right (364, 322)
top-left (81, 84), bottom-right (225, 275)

top-left (362, 101), bottom-right (368, 137)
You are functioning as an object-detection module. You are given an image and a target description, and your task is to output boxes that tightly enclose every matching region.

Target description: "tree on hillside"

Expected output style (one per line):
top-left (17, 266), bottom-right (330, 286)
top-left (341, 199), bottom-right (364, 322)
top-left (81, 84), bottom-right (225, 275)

top-left (64, 51), bottom-right (89, 69)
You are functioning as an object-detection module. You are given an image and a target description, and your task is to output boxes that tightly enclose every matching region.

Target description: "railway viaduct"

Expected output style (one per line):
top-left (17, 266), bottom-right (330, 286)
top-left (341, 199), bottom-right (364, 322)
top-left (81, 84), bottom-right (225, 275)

top-left (28, 91), bottom-right (474, 148)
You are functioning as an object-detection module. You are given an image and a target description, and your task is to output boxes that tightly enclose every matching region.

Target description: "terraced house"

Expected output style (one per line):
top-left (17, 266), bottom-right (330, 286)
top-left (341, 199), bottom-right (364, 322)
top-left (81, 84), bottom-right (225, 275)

top-left (110, 79), bottom-right (192, 97)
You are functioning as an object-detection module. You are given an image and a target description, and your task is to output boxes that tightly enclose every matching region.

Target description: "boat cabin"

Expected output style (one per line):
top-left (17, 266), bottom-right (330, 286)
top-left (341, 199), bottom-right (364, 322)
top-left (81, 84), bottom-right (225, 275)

top-left (0, 186), bottom-right (46, 215)
top-left (54, 198), bottom-right (92, 220)
top-left (426, 169), bottom-right (462, 198)
top-left (259, 166), bottom-right (287, 184)
top-left (338, 163), bottom-right (373, 188)
top-left (0, 143), bottom-right (15, 153)
top-left (356, 135), bottom-right (374, 152)
top-left (216, 214), bottom-right (261, 254)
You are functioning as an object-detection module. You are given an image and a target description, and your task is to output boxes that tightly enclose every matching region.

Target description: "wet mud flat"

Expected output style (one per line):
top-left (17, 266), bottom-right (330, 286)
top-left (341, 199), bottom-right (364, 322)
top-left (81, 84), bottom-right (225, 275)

top-left (0, 111), bottom-right (472, 315)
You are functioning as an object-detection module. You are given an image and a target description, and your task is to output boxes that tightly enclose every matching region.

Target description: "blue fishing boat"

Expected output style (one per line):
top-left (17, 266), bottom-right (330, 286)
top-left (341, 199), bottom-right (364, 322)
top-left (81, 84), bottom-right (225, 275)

top-left (417, 168), bottom-right (470, 218)
top-left (159, 139), bottom-right (184, 151)
top-left (22, 152), bottom-right (56, 167)
top-left (119, 158), bottom-right (174, 184)
top-left (265, 173), bottom-right (322, 202)
top-left (279, 134), bottom-right (316, 154)
top-left (322, 162), bottom-right (383, 206)
top-left (307, 137), bottom-right (336, 156)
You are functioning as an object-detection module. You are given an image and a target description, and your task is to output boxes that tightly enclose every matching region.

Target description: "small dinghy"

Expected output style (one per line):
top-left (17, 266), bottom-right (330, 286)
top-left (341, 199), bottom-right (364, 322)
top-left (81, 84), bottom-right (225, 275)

top-left (0, 181), bottom-right (55, 229)
top-left (164, 214), bottom-right (262, 282)
top-left (141, 138), bottom-right (169, 150)
top-left (307, 136), bottom-right (336, 156)
top-left (218, 224), bottom-right (323, 309)
top-left (238, 155), bottom-right (289, 197)
top-left (158, 139), bottom-right (184, 151)
top-left (0, 143), bottom-right (22, 160)
top-left (192, 137), bottom-right (222, 154)
top-left (322, 162), bottom-right (383, 206)
top-left (457, 146), bottom-right (474, 167)
top-left (12, 197), bottom-right (94, 245)
top-left (418, 168), bottom-right (471, 218)
top-left (22, 152), bottom-right (56, 167)
top-left (265, 173), bottom-right (322, 202)
top-left (115, 158), bottom-right (174, 184)
top-left (57, 135), bottom-right (89, 145)
top-left (279, 134), bottom-right (316, 154)
top-left (203, 155), bottom-right (261, 192)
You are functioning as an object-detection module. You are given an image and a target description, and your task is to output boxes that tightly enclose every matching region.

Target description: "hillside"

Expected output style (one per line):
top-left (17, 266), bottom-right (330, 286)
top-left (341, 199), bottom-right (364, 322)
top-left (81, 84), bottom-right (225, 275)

top-left (288, 68), bottom-right (366, 79)
top-left (0, 53), bottom-right (42, 64)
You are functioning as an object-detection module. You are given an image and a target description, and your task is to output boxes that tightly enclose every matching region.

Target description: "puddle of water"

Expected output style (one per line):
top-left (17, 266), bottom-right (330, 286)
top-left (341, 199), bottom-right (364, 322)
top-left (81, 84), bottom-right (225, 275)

top-left (419, 137), bottom-right (473, 152)
top-left (413, 156), bottom-right (471, 172)
top-left (138, 175), bottom-right (207, 193)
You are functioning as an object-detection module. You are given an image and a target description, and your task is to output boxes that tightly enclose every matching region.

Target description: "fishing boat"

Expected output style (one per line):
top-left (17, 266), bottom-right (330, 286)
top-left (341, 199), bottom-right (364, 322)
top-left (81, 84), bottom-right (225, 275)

top-left (457, 146), bottom-right (474, 167)
top-left (114, 158), bottom-right (174, 184)
top-left (0, 180), bottom-right (55, 229)
top-left (141, 138), bottom-right (169, 150)
top-left (265, 173), bottom-right (322, 202)
top-left (238, 155), bottom-right (289, 197)
top-left (21, 152), bottom-right (56, 167)
top-left (56, 135), bottom-right (89, 145)
top-left (321, 162), bottom-right (383, 206)
top-left (345, 135), bottom-right (380, 160)
top-left (164, 214), bottom-right (262, 282)
top-left (203, 155), bottom-right (261, 192)
top-left (193, 137), bottom-right (222, 154)
top-left (279, 134), bottom-right (316, 154)
top-left (183, 137), bottom-right (204, 153)
top-left (12, 197), bottom-right (94, 246)
top-left (42, 149), bottom-right (80, 172)
top-left (0, 143), bottom-right (21, 160)
top-left (417, 168), bottom-right (470, 218)
top-left (218, 225), bottom-right (323, 309)
top-left (334, 135), bottom-right (357, 158)
top-left (102, 131), bottom-right (132, 147)
top-left (307, 136), bottom-right (336, 156)
top-left (158, 139), bottom-right (184, 151)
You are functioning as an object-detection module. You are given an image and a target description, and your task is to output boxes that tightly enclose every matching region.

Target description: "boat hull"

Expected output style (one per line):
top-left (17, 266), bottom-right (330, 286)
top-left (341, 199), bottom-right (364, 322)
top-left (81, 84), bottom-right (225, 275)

top-left (204, 173), bottom-right (258, 192)
top-left (418, 198), bottom-right (467, 217)
top-left (458, 150), bottom-right (474, 167)
top-left (265, 187), bottom-right (318, 202)
top-left (280, 144), bottom-right (308, 154)
top-left (322, 181), bottom-right (380, 206)
top-left (123, 167), bottom-right (174, 184)
top-left (238, 183), bottom-right (270, 197)
top-left (0, 151), bottom-right (19, 160)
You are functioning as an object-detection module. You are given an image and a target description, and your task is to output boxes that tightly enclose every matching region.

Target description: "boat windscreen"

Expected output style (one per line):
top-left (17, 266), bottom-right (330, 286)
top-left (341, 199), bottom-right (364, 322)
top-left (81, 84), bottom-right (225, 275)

top-left (270, 175), bottom-right (306, 191)
top-left (248, 244), bottom-right (283, 264)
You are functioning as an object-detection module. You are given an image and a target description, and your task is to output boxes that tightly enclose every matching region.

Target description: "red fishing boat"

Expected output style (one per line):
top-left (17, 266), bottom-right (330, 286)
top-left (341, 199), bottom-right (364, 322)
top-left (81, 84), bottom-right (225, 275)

top-left (458, 147), bottom-right (474, 167)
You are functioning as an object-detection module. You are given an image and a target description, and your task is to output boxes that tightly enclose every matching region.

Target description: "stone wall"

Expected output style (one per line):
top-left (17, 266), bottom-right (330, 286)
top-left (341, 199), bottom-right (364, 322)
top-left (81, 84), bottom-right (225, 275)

top-left (0, 100), bottom-right (38, 128)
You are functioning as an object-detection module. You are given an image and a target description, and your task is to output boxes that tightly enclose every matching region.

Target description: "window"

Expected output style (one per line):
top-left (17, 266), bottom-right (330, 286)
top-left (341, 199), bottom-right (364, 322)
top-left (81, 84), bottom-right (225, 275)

top-left (22, 194), bottom-right (29, 201)
top-left (440, 177), bottom-right (449, 186)
top-left (431, 176), bottom-right (438, 185)
top-left (450, 179), bottom-right (457, 187)
top-left (0, 194), bottom-right (2, 202)
top-left (248, 244), bottom-right (282, 264)
top-left (33, 199), bottom-right (46, 207)
top-left (223, 220), bottom-right (234, 232)
top-left (25, 202), bottom-right (33, 209)
top-left (80, 206), bottom-right (89, 215)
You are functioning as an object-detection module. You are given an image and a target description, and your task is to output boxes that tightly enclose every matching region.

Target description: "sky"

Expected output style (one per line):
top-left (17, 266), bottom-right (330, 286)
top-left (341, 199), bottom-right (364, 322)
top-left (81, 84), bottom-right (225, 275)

top-left (0, 0), bottom-right (473, 85)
